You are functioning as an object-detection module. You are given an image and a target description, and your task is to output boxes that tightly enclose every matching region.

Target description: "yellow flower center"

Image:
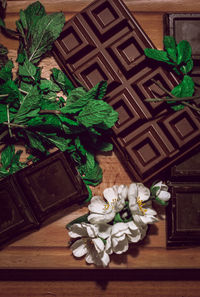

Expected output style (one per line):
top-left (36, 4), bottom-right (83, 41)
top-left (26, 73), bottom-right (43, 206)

top-left (103, 198), bottom-right (117, 211)
top-left (137, 197), bottom-right (147, 215)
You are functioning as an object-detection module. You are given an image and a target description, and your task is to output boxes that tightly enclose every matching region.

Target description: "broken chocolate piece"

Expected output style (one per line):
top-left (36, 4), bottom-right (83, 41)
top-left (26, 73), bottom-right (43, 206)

top-left (166, 181), bottom-right (200, 247)
top-left (0, 151), bottom-right (88, 248)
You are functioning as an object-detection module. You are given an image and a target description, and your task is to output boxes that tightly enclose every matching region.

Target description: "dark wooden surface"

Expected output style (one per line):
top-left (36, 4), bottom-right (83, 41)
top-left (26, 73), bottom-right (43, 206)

top-left (1, 0), bottom-right (200, 296)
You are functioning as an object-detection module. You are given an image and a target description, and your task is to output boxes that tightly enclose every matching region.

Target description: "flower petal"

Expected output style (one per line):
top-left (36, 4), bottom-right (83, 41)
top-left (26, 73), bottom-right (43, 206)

top-left (88, 196), bottom-right (107, 214)
top-left (111, 222), bottom-right (129, 237)
top-left (144, 207), bottom-right (157, 216)
top-left (100, 252), bottom-right (110, 267)
top-left (88, 210), bottom-right (115, 224)
top-left (137, 183), bottom-right (150, 202)
top-left (96, 223), bottom-right (112, 239)
top-left (103, 187), bottom-right (118, 205)
top-left (105, 237), bottom-right (112, 255)
top-left (118, 185), bottom-right (128, 201)
top-left (128, 183), bottom-right (138, 205)
top-left (158, 190), bottom-right (171, 201)
top-left (93, 238), bottom-right (105, 253)
top-left (68, 223), bottom-right (88, 238)
top-left (71, 239), bottom-right (87, 257)
top-left (86, 224), bottom-right (98, 238)
top-left (113, 236), bottom-right (129, 254)
top-left (139, 214), bottom-right (158, 225)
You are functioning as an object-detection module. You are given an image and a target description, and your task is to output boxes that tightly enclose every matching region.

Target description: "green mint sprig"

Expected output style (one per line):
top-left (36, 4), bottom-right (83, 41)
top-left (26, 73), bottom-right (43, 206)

top-left (0, 1), bottom-right (118, 194)
top-left (144, 35), bottom-right (200, 113)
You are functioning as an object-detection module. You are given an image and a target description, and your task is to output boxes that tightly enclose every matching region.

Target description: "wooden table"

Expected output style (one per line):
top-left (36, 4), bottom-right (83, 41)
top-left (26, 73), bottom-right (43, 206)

top-left (1, 1), bottom-right (200, 296)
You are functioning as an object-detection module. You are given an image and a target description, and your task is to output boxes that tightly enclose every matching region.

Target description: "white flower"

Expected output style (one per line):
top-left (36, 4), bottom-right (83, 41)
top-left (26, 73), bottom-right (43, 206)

top-left (88, 185), bottom-right (128, 224)
top-left (68, 222), bottom-right (110, 267)
top-left (128, 183), bottom-right (158, 226)
top-left (105, 221), bottom-right (143, 255)
top-left (151, 181), bottom-right (171, 202)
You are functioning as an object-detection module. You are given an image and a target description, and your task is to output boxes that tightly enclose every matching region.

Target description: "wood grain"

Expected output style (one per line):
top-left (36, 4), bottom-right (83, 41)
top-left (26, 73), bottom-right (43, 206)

top-left (1, 0), bottom-right (200, 296)
top-left (0, 281), bottom-right (200, 297)
top-left (5, 0), bottom-right (200, 13)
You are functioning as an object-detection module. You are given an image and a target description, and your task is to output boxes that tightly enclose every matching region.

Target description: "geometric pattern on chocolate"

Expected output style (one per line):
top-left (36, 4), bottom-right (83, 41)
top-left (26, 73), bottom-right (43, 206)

top-left (53, 0), bottom-right (200, 183)
top-left (160, 109), bottom-right (200, 147)
top-left (166, 182), bottom-right (200, 247)
top-left (120, 123), bottom-right (176, 178)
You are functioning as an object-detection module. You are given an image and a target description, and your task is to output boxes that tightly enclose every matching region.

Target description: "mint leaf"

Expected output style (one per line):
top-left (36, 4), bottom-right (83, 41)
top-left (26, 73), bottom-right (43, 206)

top-left (28, 12), bottom-right (65, 64)
top-left (14, 85), bottom-right (41, 123)
top-left (45, 134), bottom-right (72, 151)
top-left (27, 114), bottom-right (61, 130)
top-left (81, 161), bottom-right (103, 186)
top-left (86, 81), bottom-right (107, 100)
top-left (0, 60), bottom-right (13, 81)
top-left (1, 144), bottom-right (15, 168)
top-left (0, 103), bottom-right (7, 123)
top-left (58, 114), bottom-right (79, 127)
top-left (169, 75), bottom-right (194, 111)
top-left (19, 9), bottom-right (27, 30)
top-left (0, 43), bottom-right (8, 68)
top-left (164, 35), bottom-right (177, 63)
top-left (0, 167), bottom-right (9, 178)
top-left (23, 1), bottom-right (46, 40)
top-left (171, 104), bottom-right (185, 111)
top-left (177, 40), bottom-right (192, 65)
top-left (180, 59), bottom-right (193, 74)
top-left (51, 68), bottom-right (74, 94)
top-left (39, 79), bottom-right (60, 92)
top-left (26, 131), bottom-right (46, 153)
top-left (0, 79), bottom-right (21, 104)
top-left (77, 100), bottom-right (118, 128)
top-left (18, 58), bottom-right (37, 78)
top-left (99, 141), bottom-right (113, 152)
top-left (144, 48), bottom-right (170, 63)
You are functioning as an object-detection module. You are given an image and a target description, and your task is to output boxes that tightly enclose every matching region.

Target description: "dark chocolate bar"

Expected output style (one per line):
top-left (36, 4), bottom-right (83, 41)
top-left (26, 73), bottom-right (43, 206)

top-left (171, 149), bottom-right (200, 181)
top-left (0, 151), bottom-right (88, 248)
top-left (166, 181), bottom-right (200, 247)
top-left (164, 13), bottom-right (200, 97)
top-left (53, 0), bottom-right (200, 184)
top-left (167, 149), bottom-right (200, 247)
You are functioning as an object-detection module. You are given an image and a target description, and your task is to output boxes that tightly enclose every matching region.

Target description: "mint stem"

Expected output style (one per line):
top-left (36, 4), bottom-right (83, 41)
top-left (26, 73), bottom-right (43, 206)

top-left (39, 110), bottom-right (61, 115)
top-left (3, 122), bottom-right (27, 128)
top-left (0, 94), bottom-right (8, 98)
top-left (6, 104), bottom-right (13, 138)
top-left (19, 88), bottom-right (28, 95)
top-left (150, 79), bottom-right (200, 114)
